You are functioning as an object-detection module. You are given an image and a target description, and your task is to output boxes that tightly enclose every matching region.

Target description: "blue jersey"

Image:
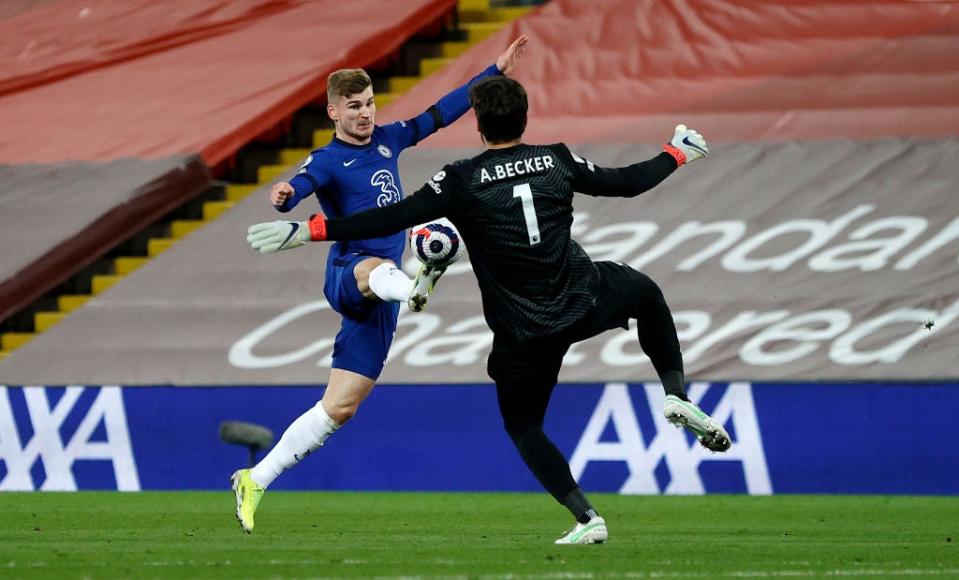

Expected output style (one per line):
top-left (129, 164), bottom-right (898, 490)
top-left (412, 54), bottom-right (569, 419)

top-left (278, 63), bottom-right (501, 265)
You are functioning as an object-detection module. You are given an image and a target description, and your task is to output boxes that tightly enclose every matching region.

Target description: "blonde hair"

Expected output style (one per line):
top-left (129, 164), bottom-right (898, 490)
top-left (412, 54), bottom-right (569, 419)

top-left (327, 68), bottom-right (372, 102)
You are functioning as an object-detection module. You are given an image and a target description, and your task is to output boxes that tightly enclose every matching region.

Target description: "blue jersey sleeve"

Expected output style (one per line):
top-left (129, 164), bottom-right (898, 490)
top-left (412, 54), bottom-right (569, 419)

top-left (276, 152), bottom-right (332, 213)
top-left (381, 63), bottom-right (501, 150)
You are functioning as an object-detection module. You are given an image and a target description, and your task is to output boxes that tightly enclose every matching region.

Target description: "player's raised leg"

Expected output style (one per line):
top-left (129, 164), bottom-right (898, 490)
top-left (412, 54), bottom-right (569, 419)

top-left (408, 263), bottom-right (447, 313)
top-left (408, 219), bottom-right (464, 312)
top-left (663, 395), bottom-right (731, 452)
top-left (363, 259), bottom-right (413, 303)
top-left (575, 262), bottom-right (731, 453)
top-left (616, 264), bottom-right (731, 451)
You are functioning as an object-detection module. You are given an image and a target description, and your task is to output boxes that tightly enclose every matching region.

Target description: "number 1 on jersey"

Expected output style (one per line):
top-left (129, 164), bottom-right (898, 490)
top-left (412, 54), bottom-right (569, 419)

top-left (513, 183), bottom-right (541, 245)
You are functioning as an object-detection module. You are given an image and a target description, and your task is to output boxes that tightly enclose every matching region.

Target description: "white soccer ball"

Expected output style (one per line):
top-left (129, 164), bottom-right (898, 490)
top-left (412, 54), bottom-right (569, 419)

top-left (409, 218), bottom-right (464, 268)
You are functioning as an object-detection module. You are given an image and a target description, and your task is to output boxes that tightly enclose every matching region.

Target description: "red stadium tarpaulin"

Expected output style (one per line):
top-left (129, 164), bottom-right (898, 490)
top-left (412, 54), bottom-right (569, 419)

top-left (0, 0), bottom-right (456, 164)
top-left (383, 0), bottom-right (959, 147)
top-left (0, 0), bottom-right (455, 321)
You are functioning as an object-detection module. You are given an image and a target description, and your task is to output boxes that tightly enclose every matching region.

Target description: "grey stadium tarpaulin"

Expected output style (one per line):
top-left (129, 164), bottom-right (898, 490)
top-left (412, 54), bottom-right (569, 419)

top-left (1, 140), bottom-right (956, 385)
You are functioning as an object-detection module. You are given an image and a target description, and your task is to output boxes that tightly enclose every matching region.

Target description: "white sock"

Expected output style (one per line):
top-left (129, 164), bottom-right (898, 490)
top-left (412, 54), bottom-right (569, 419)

top-left (368, 262), bottom-right (414, 302)
top-left (250, 402), bottom-right (340, 489)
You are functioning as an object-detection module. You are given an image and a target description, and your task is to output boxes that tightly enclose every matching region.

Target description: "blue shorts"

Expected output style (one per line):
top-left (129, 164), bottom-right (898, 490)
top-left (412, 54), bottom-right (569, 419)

top-left (323, 252), bottom-right (400, 380)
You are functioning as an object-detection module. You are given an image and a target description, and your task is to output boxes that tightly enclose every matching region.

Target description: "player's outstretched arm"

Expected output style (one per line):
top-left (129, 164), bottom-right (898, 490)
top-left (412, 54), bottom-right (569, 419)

top-left (663, 124), bottom-right (709, 166)
top-left (246, 220), bottom-right (311, 254)
top-left (568, 124), bottom-right (709, 198)
top-left (407, 35), bottom-right (529, 144)
top-left (247, 184), bottom-right (450, 254)
top-left (496, 34), bottom-right (529, 77)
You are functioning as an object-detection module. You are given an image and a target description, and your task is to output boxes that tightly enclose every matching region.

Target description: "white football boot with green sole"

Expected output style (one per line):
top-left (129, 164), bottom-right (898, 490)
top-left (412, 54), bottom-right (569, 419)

top-left (663, 394), bottom-right (731, 452)
top-left (555, 516), bottom-right (608, 545)
top-left (408, 264), bottom-right (447, 312)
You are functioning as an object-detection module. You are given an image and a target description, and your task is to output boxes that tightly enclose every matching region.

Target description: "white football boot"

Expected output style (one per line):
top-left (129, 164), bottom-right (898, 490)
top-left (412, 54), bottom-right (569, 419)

top-left (407, 264), bottom-right (447, 312)
top-left (555, 516), bottom-right (608, 545)
top-left (663, 394), bottom-right (731, 452)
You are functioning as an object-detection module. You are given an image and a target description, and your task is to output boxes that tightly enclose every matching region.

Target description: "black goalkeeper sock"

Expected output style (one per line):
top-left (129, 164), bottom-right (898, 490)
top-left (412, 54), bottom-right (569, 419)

top-left (662, 370), bottom-right (689, 400)
top-left (562, 488), bottom-right (598, 524)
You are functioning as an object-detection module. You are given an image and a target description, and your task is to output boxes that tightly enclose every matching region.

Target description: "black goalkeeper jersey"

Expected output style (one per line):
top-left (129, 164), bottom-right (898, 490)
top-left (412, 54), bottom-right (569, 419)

top-left (324, 143), bottom-right (678, 340)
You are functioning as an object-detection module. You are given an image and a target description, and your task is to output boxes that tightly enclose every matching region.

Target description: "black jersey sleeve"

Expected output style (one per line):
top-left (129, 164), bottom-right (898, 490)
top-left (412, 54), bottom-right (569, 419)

top-left (557, 143), bottom-right (679, 198)
top-left (323, 167), bottom-right (458, 241)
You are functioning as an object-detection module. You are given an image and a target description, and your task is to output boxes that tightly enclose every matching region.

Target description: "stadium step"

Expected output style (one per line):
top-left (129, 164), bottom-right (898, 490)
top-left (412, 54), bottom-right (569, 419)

top-left (114, 257), bottom-right (148, 276)
top-left (460, 22), bottom-right (506, 43)
top-left (58, 295), bottom-right (89, 313)
top-left (91, 275), bottom-right (123, 295)
top-left (458, 0), bottom-right (490, 11)
top-left (440, 41), bottom-right (473, 58)
top-left (226, 184), bottom-right (258, 202)
top-left (171, 219), bottom-right (204, 239)
top-left (460, 6), bottom-right (534, 23)
top-left (1, 332), bottom-right (34, 351)
top-left (35, 311), bottom-right (66, 333)
top-left (257, 164), bottom-right (291, 184)
top-left (280, 148), bottom-right (313, 166)
top-left (202, 200), bottom-right (234, 221)
top-left (148, 238), bottom-right (176, 257)
top-left (420, 57), bottom-right (453, 77)
top-left (312, 128), bottom-right (335, 149)
top-left (375, 92), bottom-right (402, 109)
top-left (388, 76), bottom-right (424, 94)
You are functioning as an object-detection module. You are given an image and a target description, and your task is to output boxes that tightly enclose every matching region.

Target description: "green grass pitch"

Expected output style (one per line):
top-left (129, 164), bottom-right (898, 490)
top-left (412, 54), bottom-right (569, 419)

top-left (1, 492), bottom-right (956, 578)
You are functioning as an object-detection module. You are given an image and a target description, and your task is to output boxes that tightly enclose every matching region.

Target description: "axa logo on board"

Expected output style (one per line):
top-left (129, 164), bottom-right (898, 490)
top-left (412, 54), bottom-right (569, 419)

top-left (0, 386), bottom-right (139, 491)
top-left (0, 383), bottom-right (763, 493)
top-left (569, 382), bottom-right (770, 495)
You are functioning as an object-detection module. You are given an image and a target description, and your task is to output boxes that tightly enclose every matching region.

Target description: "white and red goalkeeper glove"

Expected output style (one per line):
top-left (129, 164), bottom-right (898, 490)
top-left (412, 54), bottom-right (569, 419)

top-left (663, 124), bottom-right (709, 166)
top-left (246, 215), bottom-right (327, 254)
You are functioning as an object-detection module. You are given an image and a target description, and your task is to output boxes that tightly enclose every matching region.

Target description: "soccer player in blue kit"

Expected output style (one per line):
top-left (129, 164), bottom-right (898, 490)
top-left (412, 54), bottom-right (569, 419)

top-left (231, 35), bottom-right (529, 533)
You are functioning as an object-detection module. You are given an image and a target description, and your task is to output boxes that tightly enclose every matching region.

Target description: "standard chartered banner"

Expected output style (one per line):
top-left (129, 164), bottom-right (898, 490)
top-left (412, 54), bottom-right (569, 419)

top-left (0, 140), bottom-right (956, 385)
top-left (1, 383), bottom-right (956, 494)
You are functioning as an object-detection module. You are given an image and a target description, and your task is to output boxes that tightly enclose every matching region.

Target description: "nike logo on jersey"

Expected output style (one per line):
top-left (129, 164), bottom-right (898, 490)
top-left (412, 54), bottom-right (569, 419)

top-left (682, 136), bottom-right (707, 155)
top-left (343, 159), bottom-right (357, 167)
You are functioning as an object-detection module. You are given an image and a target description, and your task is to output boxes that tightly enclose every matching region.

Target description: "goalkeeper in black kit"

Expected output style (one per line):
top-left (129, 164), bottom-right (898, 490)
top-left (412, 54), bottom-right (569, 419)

top-left (247, 76), bottom-right (731, 545)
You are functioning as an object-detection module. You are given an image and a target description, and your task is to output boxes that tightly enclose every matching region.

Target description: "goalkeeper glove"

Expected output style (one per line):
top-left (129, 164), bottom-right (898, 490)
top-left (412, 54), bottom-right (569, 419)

top-left (246, 214), bottom-right (328, 254)
top-left (246, 220), bottom-right (310, 253)
top-left (663, 124), bottom-right (709, 166)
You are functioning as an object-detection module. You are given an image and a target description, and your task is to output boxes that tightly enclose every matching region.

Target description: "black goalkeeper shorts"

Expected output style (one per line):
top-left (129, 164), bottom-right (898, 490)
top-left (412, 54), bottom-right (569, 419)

top-left (487, 260), bottom-right (655, 389)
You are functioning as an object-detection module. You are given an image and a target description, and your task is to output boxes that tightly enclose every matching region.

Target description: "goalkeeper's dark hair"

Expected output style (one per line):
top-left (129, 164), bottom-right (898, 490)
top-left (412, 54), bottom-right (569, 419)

top-left (470, 76), bottom-right (528, 144)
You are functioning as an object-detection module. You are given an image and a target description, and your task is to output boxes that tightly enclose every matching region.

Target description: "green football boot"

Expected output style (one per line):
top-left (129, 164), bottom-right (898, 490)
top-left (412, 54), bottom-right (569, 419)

top-left (231, 469), bottom-right (264, 533)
